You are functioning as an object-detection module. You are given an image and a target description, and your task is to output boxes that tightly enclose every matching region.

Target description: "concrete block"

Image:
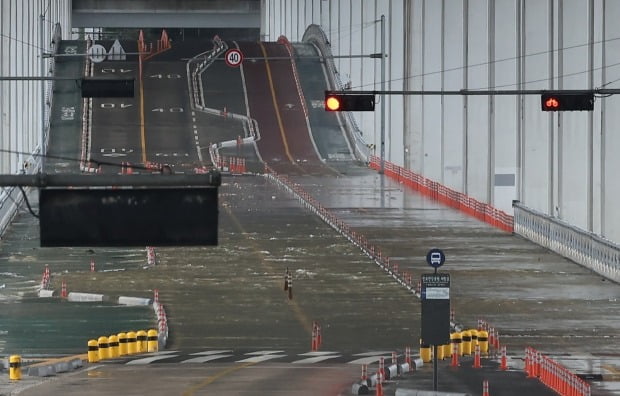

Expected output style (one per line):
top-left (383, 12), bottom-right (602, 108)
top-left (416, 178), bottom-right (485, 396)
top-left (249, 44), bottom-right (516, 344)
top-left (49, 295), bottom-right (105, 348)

top-left (54, 361), bottom-right (70, 373)
top-left (28, 364), bottom-right (55, 377)
top-left (351, 382), bottom-right (370, 395)
top-left (70, 358), bottom-right (83, 370)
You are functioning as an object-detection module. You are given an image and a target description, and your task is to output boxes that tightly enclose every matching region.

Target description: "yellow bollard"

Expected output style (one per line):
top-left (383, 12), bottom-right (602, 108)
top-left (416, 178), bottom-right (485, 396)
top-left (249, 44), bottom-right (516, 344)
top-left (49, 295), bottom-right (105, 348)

top-left (136, 330), bottom-right (147, 353)
top-left (469, 329), bottom-right (479, 347)
top-left (147, 329), bottom-right (158, 352)
top-left (9, 355), bottom-right (21, 380)
top-left (117, 332), bottom-right (128, 356)
top-left (108, 335), bottom-right (119, 358)
top-left (419, 339), bottom-right (432, 363)
top-left (461, 330), bottom-right (471, 356)
top-left (87, 339), bottom-right (99, 363)
top-left (98, 336), bottom-right (110, 360)
top-left (451, 331), bottom-right (462, 357)
top-left (443, 342), bottom-right (452, 359)
top-left (478, 329), bottom-right (489, 356)
top-left (436, 343), bottom-right (445, 361)
top-left (126, 331), bottom-right (138, 354)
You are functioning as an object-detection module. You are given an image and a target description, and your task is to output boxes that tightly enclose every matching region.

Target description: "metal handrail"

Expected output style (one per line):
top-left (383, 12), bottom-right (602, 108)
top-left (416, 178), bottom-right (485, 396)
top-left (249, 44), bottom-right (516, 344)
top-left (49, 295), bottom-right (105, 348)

top-left (513, 201), bottom-right (620, 283)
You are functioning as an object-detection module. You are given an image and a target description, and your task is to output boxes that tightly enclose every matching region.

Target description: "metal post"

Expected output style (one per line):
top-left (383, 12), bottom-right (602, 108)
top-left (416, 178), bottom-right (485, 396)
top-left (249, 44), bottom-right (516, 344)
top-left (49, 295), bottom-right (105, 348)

top-left (380, 14), bottom-right (386, 174)
top-left (40, 14), bottom-right (46, 172)
top-left (433, 344), bottom-right (438, 390)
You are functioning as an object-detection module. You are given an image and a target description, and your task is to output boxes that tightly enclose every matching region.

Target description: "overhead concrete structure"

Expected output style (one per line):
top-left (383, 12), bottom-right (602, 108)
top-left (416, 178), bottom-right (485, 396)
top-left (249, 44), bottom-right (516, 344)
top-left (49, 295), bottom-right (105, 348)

top-left (71, 0), bottom-right (261, 28)
top-left (261, 0), bottom-right (620, 248)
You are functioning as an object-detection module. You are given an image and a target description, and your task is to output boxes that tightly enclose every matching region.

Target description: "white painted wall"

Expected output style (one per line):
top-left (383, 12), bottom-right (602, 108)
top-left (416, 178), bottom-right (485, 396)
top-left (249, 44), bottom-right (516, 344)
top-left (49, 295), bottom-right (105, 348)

top-left (262, 0), bottom-right (620, 246)
top-left (0, 0), bottom-right (71, 176)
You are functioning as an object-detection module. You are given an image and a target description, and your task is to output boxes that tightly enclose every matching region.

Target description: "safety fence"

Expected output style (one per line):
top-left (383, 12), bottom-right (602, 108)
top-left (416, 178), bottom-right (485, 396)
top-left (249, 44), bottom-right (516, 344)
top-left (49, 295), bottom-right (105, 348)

top-left (36, 251), bottom-right (168, 350)
top-left (79, 37), bottom-right (96, 174)
top-left (513, 202), bottom-right (620, 284)
top-left (525, 347), bottom-right (591, 396)
top-left (264, 165), bottom-right (420, 298)
top-left (369, 156), bottom-right (514, 233)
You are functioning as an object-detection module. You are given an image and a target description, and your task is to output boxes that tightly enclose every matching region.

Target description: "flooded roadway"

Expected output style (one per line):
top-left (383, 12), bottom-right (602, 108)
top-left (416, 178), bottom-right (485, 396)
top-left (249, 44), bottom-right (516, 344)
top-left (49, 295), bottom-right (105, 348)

top-left (2, 37), bottom-right (619, 395)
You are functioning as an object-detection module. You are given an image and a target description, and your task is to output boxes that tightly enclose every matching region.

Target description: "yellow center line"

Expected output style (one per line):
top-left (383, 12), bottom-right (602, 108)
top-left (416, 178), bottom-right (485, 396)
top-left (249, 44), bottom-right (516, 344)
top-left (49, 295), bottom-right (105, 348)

top-left (139, 66), bottom-right (147, 164)
top-left (182, 361), bottom-right (256, 396)
top-left (222, 201), bottom-right (314, 333)
top-left (259, 42), bottom-right (295, 164)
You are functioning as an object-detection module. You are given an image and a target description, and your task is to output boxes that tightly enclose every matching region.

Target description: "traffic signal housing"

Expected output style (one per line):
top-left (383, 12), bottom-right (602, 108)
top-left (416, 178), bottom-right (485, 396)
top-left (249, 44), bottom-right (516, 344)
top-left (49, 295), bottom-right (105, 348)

top-left (325, 91), bottom-right (376, 111)
top-left (541, 92), bottom-right (594, 111)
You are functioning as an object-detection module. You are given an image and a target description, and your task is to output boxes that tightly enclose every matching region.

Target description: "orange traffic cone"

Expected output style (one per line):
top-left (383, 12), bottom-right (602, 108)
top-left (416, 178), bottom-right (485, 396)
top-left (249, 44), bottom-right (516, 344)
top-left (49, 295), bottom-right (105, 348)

top-left (500, 345), bottom-right (508, 370)
top-left (473, 344), bottom-right (482, 368)
top-left (375, 371), bottom-right (383, 396)
top-left (482, 379), bottom-right (490, 396)
top-left (451, 342), bottom-right (459, 367)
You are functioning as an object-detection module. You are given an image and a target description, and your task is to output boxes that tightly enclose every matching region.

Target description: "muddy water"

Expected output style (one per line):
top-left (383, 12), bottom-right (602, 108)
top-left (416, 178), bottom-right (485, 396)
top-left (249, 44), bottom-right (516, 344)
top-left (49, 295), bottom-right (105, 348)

top-left (2, 168), bottom-right (619, 358)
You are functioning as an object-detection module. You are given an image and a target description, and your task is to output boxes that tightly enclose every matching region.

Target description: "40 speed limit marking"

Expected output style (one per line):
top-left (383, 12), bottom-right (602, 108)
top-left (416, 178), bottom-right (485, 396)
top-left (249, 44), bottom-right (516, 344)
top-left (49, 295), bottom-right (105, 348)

top-left (224, 49), bottom-right (244, 67)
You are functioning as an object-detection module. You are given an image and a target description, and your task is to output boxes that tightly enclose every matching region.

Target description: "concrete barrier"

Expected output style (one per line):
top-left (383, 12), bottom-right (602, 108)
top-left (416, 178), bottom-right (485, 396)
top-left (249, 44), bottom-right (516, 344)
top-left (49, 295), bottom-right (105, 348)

top-left (395, 390), bottom-right (471, 396)
top-left (351, 382), bottom-right (370, 395)
top-left (385, 364), bottom-right (398, 380)
top-left (27, 364), bottom-right (55, 377)
top-left (118, 296), bottom-right (151, 306)
top-left (67, 292), bottom-right (104, 302)
top-left (27, 357), bottom-right (84, 377)
top-left (38, 289), bottom-right (54, 298)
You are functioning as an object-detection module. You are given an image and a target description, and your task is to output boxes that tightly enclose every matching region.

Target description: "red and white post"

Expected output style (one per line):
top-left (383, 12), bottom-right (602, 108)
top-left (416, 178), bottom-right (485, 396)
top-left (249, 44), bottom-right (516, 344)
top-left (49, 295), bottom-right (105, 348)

top-left (500, 345), bottom-right (508, 370)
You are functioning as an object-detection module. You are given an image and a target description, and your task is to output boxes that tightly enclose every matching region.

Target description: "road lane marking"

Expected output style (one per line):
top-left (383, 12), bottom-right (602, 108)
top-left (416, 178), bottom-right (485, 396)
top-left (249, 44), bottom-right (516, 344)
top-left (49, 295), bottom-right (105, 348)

top-left (352, 351), bottom-right (395, 356)
top-left (181, 354), bottom-right (233, 364)
top-left (236, 354), bottom-right (287, 363)
top-left (297, 351), bottom-right (340, 356)
top-left (347, 356), bottom-right (386, 365)
top-left (259, 41), bottom-right (294, 164)
top-left (190, 350), bottom-right (234, 356)
top-left (126, 355), bottom-right (179, 365)
top-left (244, 350), bottom-right (285, 355)
top-left (292, 354), bottom-right (341, 364)
top-left (139, 67), bottom-right (147, 163)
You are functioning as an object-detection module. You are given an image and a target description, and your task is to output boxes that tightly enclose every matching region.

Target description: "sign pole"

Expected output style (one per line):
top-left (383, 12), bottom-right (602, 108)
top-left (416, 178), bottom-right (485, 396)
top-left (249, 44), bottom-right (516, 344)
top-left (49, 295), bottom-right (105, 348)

top-left (422, 248), bottom-right (449, 393)
top-left (433, 344), bottom-right (439, 391)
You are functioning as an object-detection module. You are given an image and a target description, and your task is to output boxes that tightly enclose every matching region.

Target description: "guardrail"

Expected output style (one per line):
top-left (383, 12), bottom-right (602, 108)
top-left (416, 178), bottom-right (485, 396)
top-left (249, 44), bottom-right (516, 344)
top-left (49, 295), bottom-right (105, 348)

top-left (513, 202), bottom-right (620, 283)
top-left (369, 156), bottom-right (514, 232)
top-left (301, 24), bottom-right (370, 163)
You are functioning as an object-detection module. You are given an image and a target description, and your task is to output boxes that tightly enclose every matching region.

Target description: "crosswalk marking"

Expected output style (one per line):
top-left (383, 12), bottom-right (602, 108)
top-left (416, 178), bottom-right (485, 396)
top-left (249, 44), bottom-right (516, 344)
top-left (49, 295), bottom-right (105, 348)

top-left (297, 351), bottom-right (340, 356)
top-left (126, 355), bottom-right (180, 365)
top-left (190, 350), bottom-right (233, 356)
top-left (236, 354), bottom-right (287, 363)
top-left (292, 355), bottom-right (341, 364)
top-left (347, 356), bottom-right (390, 365)
top-left (243, 350), bottom-right (285, 356)
top-left (352, 351), bottom-right (394, 356)
top-left (181, 354), bottom-right (233, 364)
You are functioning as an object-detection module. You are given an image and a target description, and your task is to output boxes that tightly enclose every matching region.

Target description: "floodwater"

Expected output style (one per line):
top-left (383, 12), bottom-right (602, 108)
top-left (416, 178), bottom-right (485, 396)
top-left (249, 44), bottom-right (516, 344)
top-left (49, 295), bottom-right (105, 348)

top-left (2, 168), bottom-right (619, 360)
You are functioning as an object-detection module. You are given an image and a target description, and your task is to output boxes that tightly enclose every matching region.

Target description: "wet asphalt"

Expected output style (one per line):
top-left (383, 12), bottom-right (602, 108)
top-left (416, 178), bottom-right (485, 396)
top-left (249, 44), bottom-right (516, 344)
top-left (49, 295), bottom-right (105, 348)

top-left (1, 37), bottom-right (619, 395)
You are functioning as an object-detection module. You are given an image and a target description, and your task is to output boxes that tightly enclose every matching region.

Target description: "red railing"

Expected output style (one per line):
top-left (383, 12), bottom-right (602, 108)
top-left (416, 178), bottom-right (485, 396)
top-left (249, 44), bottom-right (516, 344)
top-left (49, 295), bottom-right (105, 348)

top-left (369, 156), bottom-right (513, 232)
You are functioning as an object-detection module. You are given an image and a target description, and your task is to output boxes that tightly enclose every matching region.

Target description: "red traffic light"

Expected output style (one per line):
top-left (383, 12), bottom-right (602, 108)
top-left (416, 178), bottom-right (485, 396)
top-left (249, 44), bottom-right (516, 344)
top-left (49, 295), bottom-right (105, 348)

top-left (541, 92), bottom-right (594, 111)
top-left (544, 97), bottom-right (560, 109)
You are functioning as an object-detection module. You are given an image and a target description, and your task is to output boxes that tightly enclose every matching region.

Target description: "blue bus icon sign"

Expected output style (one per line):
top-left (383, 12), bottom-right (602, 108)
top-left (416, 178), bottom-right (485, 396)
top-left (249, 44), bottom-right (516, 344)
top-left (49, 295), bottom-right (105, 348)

top-left (426, 248), bottom-right (446, 269)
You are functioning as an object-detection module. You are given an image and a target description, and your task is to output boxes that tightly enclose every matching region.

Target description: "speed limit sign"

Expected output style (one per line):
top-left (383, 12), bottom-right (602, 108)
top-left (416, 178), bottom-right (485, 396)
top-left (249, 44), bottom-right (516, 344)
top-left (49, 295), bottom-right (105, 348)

top-left (224, 49), bottom-right (244, 67)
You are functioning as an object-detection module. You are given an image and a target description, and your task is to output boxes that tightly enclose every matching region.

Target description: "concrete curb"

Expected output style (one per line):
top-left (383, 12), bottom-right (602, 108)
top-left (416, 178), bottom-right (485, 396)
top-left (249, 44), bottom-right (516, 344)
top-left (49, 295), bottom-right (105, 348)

top-left (27, 356), bottom-right (84, 377)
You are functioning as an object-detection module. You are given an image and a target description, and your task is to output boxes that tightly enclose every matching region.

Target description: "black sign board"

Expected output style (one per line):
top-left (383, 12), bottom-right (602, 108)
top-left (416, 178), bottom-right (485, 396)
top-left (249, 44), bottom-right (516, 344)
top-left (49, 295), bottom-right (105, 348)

top-left (421, 273), bottom-right (450, 345)
top-left (39, 187), bottom-right (218, 247)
